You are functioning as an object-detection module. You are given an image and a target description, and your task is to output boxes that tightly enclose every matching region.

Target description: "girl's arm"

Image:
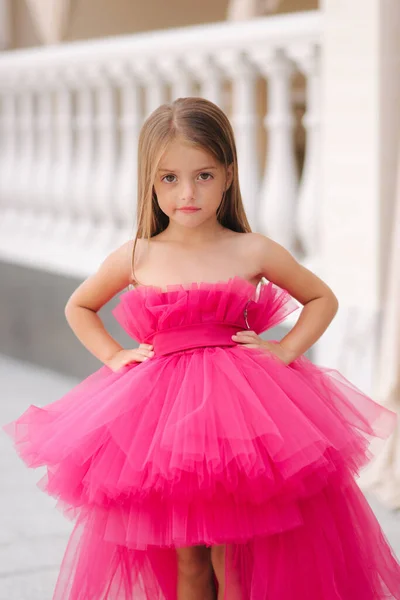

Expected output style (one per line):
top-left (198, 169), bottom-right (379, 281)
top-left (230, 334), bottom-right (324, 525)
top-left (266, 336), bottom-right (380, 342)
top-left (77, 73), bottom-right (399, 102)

top-left (253, 234), bottom-right (339, 362)
top-left (64, 240), bottom-right (133, 365)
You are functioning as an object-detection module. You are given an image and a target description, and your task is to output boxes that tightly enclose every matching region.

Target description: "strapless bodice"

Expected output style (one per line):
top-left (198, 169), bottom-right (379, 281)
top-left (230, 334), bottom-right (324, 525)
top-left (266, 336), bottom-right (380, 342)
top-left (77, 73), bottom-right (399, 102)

top-left (111, 276), bottom-right (299, 348)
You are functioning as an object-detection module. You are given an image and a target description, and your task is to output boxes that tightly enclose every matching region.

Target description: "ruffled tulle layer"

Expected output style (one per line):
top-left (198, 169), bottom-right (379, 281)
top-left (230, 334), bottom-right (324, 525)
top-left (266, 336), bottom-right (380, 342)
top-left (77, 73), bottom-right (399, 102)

top-left (4, 347), bottom-right (395, 514)
top-left (50, 470), bottom-right (400, 600)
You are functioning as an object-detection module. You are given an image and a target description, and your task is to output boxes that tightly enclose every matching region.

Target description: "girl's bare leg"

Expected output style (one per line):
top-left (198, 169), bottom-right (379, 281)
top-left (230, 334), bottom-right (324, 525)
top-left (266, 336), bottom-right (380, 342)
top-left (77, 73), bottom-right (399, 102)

top-left (176, 545), bottom-right (216, 600)
top-left (211, 544), bottom-right (243, 600)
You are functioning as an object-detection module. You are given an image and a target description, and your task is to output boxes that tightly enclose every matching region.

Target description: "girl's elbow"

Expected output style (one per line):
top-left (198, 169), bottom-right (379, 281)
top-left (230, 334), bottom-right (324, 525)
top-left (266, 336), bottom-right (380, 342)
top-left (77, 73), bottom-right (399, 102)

top-left (330, 293), bottom-right (339, 317)
top-left (64, 301), bottom-right (73, 323)
top-left (64, 299), bottom-right (80, 323)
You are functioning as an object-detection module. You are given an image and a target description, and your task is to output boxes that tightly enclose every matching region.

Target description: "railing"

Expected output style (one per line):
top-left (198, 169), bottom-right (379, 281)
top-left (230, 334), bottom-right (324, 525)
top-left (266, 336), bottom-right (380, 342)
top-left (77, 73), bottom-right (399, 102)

top-left (0, 11), bottom-right (321, 277)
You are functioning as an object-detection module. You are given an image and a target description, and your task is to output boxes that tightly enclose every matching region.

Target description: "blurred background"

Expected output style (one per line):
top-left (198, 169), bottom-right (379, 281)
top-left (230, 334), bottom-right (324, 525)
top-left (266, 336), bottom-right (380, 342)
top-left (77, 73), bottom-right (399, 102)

top-left (0, 0), bottom-right (399, 598)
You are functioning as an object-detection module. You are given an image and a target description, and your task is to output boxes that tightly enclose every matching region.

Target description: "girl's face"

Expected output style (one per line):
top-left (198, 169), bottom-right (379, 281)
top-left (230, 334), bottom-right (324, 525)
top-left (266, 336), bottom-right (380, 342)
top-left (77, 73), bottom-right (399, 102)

top-left (153, 137), bottom-right (233, 229)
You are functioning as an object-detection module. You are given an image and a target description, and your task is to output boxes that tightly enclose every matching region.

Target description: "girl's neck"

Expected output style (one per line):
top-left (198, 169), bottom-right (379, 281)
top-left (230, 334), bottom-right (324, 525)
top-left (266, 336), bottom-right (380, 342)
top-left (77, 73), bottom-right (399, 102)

top-left (161, 219), bottom-right (228, 245)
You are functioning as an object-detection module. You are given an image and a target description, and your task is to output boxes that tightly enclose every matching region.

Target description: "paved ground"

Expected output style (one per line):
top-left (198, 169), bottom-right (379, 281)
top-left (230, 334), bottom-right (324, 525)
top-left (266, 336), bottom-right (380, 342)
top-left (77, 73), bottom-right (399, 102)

top-left (0, 356), bottom-right (76, 600)
top-left (0, 354), bottom-right (399, 600)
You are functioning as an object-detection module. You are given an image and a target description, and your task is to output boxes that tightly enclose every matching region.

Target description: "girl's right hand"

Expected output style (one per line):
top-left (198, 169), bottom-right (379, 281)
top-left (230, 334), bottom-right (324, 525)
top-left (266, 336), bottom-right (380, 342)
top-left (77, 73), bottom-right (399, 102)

top-left (106, 344), bottom-right (154, 372)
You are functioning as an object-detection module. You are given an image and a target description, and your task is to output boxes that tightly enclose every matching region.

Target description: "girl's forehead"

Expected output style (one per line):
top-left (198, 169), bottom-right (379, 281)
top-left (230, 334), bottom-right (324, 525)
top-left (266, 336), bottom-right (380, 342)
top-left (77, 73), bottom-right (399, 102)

top-left (158, 138), bottom-right (218, 169)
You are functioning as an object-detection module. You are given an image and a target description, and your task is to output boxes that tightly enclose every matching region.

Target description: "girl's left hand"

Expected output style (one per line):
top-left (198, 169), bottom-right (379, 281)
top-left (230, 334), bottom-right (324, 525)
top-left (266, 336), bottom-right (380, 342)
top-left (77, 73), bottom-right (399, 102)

top-left (232, 331), bottom-right (295, 365)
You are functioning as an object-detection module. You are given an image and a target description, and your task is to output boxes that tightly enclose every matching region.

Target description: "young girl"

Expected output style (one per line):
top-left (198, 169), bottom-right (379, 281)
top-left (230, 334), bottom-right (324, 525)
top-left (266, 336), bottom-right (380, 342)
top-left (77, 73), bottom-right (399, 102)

top-left (4, 97), bottom-right (400, 600)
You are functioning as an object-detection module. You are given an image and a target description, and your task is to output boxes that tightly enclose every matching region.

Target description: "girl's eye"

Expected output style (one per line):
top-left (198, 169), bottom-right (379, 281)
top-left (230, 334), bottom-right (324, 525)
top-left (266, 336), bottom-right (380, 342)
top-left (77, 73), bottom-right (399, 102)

top-left (162, 174), bottom-right (177, 183)
top-left (198, 172), bottom-right (213, 181)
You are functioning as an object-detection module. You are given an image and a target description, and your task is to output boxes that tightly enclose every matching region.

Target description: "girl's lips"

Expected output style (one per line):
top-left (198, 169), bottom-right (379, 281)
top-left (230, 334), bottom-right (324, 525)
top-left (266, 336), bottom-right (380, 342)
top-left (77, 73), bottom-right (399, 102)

top-left (178, 207), bottom-right (201, 213)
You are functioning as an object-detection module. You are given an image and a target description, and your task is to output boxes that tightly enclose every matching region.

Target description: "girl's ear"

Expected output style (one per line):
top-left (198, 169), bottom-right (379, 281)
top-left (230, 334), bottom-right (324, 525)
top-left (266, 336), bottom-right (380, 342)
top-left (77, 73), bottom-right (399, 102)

top-left (225, 163), bottom-right (234, 191)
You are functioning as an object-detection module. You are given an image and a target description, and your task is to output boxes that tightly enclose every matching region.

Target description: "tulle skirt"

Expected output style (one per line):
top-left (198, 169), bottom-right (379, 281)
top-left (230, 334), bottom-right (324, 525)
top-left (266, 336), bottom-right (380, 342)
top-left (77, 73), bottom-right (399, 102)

top-left (3, 344), bottom-right (400, 599)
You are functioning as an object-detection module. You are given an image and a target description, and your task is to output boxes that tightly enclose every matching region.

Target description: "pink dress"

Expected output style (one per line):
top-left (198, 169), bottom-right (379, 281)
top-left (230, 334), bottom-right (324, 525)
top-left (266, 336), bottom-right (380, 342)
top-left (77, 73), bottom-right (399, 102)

top-left (3, 276), bottom-right (400, 599)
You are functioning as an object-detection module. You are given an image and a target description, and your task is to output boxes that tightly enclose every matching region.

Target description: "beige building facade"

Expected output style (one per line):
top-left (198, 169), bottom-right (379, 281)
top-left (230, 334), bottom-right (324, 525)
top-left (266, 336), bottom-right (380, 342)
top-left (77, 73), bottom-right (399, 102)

top-left (9, 0), bottom-right (318, 49)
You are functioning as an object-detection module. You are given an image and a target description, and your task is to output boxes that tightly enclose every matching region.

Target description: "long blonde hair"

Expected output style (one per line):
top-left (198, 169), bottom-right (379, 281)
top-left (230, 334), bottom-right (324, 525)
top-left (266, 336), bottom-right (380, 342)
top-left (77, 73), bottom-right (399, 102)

top-left (131, 97), bottom-right (251, 281)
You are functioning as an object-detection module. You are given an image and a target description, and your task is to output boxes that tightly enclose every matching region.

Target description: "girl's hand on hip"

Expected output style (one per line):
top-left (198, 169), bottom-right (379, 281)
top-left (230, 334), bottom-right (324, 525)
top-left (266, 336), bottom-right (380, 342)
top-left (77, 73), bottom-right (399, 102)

top-left (106, 344), bottom-right (154, 372)
top-left (232, 331), bottom-right (293, 365)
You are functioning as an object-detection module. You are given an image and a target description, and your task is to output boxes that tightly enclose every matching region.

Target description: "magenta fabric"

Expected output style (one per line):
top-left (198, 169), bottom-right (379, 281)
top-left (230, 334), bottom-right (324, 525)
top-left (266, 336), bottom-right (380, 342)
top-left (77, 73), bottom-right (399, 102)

top-left (3, 276), bottom-right (400, 599)
top-left (150, 322), bottom-right (242, 355)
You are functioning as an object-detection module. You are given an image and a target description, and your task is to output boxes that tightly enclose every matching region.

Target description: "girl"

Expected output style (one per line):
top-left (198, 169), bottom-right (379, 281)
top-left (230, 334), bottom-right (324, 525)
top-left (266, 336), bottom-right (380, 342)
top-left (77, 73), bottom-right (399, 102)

top-left (4, 97), bottom-right (400, 600)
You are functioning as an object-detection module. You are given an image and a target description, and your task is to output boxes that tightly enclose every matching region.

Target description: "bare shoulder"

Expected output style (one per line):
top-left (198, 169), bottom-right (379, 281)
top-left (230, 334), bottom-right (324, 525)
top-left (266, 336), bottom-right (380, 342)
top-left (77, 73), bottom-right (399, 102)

top-left (245, 231), bottom-right (303, 280)
top-left (243, 232), bottom-right (337, 307)
top-left (219, 231), bottom-right (272, 266)
top-left (65, 239), bottom-right (136, 313)
top-left (233, 231), bottom-right (277, 262)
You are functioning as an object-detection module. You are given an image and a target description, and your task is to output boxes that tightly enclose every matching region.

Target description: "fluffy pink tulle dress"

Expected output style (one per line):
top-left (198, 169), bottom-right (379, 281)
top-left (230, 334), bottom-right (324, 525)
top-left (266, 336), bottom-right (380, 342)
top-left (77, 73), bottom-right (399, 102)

top-left (3, 276), bottom-right (400, 599)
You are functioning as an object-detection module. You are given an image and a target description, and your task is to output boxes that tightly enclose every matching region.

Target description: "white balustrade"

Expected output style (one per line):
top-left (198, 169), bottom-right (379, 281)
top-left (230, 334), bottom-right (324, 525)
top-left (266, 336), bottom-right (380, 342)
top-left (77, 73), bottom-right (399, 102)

top-left (0, 11), bottom-right (322, 277)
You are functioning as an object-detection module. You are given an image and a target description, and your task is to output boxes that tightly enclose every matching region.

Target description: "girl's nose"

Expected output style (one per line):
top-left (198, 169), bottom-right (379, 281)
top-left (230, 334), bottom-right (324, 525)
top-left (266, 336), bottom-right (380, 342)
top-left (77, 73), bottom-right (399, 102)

top-left (180, 180), bottom-right (196, 201)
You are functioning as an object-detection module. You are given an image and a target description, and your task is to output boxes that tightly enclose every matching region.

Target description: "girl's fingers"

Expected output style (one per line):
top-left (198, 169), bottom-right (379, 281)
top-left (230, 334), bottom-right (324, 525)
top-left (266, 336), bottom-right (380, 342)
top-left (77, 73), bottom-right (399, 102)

top-left (118, 350), bottom-right (153, 366)
top-left (135, 348), bottom-right (154, 357)
top-left (235, 330), bottom-right (257, 336)
top-left (240, 343), bottom-right (260, 349)
top-left (139, 344), bottom-right (153, 350)
top-left (134, 355), bottom-right (152, 362)
top-left (124, 354), bottom-right (148, 365)
top-left (232, 334), bottom-right (260, 344)
top-left (232, 339), bottom-right (262, 349)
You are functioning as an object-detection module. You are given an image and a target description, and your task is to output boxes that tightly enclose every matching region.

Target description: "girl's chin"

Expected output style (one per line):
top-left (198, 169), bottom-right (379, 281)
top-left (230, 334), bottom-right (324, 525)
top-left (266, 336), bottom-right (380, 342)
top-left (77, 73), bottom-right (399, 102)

top-left (169, 214), bottom-right (212, 228)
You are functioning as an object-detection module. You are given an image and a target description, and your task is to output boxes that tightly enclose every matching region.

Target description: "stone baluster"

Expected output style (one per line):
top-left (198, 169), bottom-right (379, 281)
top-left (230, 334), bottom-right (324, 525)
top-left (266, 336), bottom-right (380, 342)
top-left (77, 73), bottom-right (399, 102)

top-left (167, 57), bottom-right (194, 101)
top-left (50, 69), bottom-right (74, 242)
top-left (68, 68), bottom-right (96, 244)
top-left (191, 55), bottom-right (225, 108)
top-left (141, 62), bottom-right (168, 117)
top-left (14, 74), bottom-right (38, 235)
top-left (30, 73), bottom-right (55, 235)
top-left (295, 45), bottom-right (321, 271)
top-left (89, 64), bottom-right (119, 251)
top-left (218, 51), bottom-right (260, 228)
top-left (253, 48), bottom-right (298, 252)
top-left (0, 78), bottom-right (19, 231)
top-left (111, 61), bottom-right (142, 247)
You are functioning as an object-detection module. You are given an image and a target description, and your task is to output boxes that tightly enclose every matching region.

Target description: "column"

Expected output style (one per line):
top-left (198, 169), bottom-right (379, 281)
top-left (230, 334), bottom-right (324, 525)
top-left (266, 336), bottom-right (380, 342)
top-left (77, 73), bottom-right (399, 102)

top-left (316, 0), bottom-right (400, 394)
